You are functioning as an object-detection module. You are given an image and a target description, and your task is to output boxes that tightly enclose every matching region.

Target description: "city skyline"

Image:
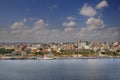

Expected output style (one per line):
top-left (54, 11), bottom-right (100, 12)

top-left (0, 0), bottom-right (120, 42)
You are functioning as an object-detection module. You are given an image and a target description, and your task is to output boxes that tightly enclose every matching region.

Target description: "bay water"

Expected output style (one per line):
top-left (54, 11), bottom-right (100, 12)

top-left (0, 59), bottom-right (120, 80)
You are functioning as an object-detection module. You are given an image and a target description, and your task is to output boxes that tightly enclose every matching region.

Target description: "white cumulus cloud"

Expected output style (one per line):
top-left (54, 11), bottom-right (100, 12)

top-left (86, 17), bottom-right (104, 31)
top-left (0, 16), bottom-right (119, 42)
top-left (63, 21), bottom-right (77, 27)
top-left (64, 27), bottom-right (75, 32)
top-left (10, 21), bottom-right (27, 30)
top-left (80, 3), bottom-right (97, 17)
top-left (96, 0), bottom-right (108, 9)
top-left (31, 19), bottom-right (48, 31)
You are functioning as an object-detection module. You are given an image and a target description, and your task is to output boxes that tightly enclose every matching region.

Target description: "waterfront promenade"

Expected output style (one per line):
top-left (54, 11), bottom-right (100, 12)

top-left (1, 55), bottom-right (120, 60)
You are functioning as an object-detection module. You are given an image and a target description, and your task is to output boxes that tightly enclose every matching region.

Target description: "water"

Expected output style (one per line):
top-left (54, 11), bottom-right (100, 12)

top-left (0, 59), bottom-right (120, 80)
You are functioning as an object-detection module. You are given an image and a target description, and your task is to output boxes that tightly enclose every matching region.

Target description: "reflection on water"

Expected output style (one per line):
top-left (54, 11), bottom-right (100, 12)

top-left (0, 59), bottom-right (120, 80)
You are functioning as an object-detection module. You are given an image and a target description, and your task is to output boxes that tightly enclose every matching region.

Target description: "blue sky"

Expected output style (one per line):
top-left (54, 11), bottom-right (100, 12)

top-left (0, 0), bottom-right (120, 42)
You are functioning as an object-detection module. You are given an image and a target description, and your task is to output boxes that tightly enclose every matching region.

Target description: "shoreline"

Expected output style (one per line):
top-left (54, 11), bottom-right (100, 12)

top-left (0, 56), bottom-right (120, 60)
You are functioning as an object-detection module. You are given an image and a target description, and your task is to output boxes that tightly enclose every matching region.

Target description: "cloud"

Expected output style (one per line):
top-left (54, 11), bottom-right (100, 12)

top-left (86, 17), bottom-right (104, 31)
top-left (79, 27), bottom-right (86, 36)
top-left (64, 27), bottom-right (75, 32)
top-left (0, 16), bottom-right (119, 42)
top-left (79, 26), bottom-right (120, 41)
top-left (10, 19), bottom-right (27, 30)
top-left (10, 18), bottom-right (28, 35)
top-left (66, 16), bottom-right (75, 21)
top-left (31, 19), bottom-right (48, 31)
top-left (10, 19), bottom-right (49, 35)
top-left (63, 21), bottom-right (77, 27)
top-left (96, 0), bottom-right (108, 9)
top-left (80, 3), bottom-right (97, 17)
top-left (0, 0), bottom-right (119, 42)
